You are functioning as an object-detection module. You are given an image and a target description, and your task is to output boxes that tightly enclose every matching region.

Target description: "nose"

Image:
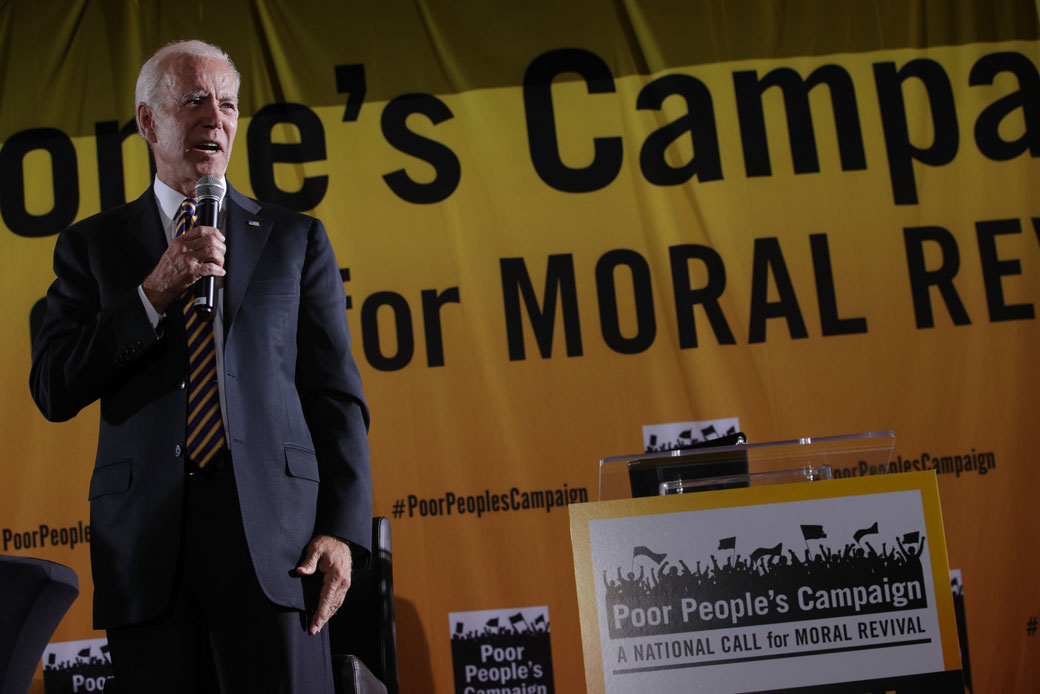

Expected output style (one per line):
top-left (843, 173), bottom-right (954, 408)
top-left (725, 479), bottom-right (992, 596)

top-left (201, 97), bottom-right (222, 127)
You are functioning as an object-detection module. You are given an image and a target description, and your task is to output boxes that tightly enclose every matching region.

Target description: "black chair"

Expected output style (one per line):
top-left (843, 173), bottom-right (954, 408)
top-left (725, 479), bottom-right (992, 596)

top-left (0, 555), bottom-right (79, 694)
top-left (329, 517), bottom-right (398, 694)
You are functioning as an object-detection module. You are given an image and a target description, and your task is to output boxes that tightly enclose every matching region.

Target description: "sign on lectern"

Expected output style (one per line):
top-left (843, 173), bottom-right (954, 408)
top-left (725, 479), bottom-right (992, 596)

top-left (570, 433), bottom-right (963, 693)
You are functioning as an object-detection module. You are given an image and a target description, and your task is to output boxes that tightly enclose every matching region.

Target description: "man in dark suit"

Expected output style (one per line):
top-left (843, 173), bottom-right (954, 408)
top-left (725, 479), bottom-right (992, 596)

top-left (29, 40), bottom-right (370, 692)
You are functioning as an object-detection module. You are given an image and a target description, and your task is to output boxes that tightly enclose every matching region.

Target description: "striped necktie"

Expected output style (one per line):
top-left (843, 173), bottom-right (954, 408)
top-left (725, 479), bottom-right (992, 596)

top-left (174, 198), bottom-right (226, 468)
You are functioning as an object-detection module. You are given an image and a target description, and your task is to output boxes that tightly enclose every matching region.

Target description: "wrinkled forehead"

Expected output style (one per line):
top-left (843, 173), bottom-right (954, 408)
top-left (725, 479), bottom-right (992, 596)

top-left (159, 53), bottom-right (239, 102)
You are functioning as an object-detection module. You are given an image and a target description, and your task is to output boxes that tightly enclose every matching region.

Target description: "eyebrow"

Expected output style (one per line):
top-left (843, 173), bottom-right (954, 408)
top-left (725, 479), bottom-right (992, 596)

top-left (180, 90), bottom-right (238, 104)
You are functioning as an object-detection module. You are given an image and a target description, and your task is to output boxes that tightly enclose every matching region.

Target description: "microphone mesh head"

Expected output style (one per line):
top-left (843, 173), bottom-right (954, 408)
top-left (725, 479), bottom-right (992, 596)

top-left (195, 175), bottom-right (225, 202)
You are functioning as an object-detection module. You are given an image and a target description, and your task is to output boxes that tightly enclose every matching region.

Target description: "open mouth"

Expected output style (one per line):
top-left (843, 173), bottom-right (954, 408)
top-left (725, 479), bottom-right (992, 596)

top-left (195, 142), bottom-right (221, 153)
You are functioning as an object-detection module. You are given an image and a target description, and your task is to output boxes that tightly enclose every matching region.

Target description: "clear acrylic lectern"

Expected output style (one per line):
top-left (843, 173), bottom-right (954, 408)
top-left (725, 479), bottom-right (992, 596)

top-left (598, 430), bottom-right (896, 500)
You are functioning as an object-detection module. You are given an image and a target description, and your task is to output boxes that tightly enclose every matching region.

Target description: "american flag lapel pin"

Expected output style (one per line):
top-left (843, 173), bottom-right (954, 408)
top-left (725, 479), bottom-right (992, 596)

top-left (248, 220), bottom-right (260, 227)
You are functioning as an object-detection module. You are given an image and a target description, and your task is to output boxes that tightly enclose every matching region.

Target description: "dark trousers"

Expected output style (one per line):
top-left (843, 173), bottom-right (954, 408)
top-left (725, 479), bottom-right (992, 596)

top-left (106, 464), bottom-right (333, 694)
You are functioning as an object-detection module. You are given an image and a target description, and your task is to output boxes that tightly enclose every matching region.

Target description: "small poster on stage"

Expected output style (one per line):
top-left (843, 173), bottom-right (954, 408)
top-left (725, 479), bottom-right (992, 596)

top-left (41, 638), bottom-right (113, 693)
top-left (449, 605), bottom-right (555, 694)
top-left (569, 471), bottom-right (963, 693)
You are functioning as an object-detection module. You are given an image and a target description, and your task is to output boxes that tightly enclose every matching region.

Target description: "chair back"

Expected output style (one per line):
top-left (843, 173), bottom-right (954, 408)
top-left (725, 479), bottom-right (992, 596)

top-left (329, 517), bottom-right (398, 694)
top-left (0, 555), bottom-right (79, 694)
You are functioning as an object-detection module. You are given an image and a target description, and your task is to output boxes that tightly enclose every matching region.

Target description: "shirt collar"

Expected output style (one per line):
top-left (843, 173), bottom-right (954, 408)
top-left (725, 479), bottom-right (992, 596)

top-left (152, 176), bottom-right (228, 223)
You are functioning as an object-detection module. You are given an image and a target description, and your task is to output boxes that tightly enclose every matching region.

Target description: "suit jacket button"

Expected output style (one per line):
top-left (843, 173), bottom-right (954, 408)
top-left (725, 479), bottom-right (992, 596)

top-left (174, 445), bottom-right (182, 457)
top-left (179, 380), bottom-right (186, 390)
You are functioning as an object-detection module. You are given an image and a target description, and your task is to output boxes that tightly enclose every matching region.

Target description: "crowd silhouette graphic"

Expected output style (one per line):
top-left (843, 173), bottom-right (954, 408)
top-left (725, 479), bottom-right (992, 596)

top-left (42, 646), bottom-right (113, 692)
top-left (452, 611), bottom-right (550, 641)
top-left (644, 425), bottom-right (738, 453)
top-left (603, 523), bottom-right (929, 639)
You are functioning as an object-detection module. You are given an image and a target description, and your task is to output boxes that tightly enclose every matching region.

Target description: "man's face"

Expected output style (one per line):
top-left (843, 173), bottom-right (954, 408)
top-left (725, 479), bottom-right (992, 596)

top-left (139, 53), bottom-right (238, 197)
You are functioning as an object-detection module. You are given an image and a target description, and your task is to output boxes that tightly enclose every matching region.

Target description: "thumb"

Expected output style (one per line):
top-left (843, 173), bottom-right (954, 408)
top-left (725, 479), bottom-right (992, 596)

top-left (296, 549), bottom-right (319, 575)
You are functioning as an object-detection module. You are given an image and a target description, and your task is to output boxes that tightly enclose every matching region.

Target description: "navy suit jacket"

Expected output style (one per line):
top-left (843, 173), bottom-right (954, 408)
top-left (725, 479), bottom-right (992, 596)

top-left (29, 184), bottom-right (371, 629)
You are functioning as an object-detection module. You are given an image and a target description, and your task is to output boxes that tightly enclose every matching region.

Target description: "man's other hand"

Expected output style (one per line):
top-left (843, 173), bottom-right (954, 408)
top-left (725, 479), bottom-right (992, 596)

top-left (295, 534), bottom-right (352, 635)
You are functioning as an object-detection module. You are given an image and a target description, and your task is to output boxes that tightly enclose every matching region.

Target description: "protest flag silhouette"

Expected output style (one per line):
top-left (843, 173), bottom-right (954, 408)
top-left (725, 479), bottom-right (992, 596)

top-left (854, 521), bottom-right (879, 543)
top-left (801, 524), bottom-right (826, 552)
top-left (750, 543), bottom-right (782, 564)
top-left (800, 524), bottom-right (826, 540)
top-left (718, 536), bottom-right (738, 563)
top-left (633, 546), bottom-right (667, 564)
top-left (509, 612), bottom-right (530, 633)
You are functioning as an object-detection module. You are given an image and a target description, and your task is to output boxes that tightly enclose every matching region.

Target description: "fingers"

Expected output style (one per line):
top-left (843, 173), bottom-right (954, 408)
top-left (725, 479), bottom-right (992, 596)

top-left (309, 566), bottom-right (351, 635)
top-left (181, 224), bottom-right (225, 243)
top-left (141, 227), bottom-right (228, 313)
top-left (176, 226), bottom-right (226, 273)
top-left (295, 543), bottom-right (320, 576)
top-left (298, 535), bottom-right (353, 635)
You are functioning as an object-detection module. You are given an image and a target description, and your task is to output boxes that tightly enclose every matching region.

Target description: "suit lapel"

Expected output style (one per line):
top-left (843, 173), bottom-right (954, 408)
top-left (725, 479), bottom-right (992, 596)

top-left (223, 183), bottom-right (271, 337)
top-left (120, 189), bottom-right (167, 283)
top-left (110, 187), bottom-right (188, 352)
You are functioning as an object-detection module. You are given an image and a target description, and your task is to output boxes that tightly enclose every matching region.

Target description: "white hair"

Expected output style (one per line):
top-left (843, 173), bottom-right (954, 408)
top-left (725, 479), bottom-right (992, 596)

top-left (135, 39), bottom-right (241, 111)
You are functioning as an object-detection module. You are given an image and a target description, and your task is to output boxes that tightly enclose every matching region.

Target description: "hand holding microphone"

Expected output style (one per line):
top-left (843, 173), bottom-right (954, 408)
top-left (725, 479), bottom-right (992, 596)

top-left (192, 175), bottom-right (225, 319)
top-left (140, 176), bottom-right (226, 316)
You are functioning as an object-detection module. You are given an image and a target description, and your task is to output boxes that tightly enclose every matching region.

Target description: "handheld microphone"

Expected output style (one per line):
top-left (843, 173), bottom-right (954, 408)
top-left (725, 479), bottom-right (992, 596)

top-left (193, 175), bottom-right (224, 319)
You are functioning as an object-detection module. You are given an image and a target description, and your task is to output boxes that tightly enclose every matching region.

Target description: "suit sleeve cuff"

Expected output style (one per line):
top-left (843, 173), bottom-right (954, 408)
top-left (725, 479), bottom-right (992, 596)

top-left (345, 539), bottom-right (371, 569)
top-left (137, 284), bottom-right (165, 334)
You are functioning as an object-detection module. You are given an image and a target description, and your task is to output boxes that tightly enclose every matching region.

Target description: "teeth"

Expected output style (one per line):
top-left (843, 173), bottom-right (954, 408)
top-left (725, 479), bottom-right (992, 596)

top-left (197, 143), bottom-right (219, 151)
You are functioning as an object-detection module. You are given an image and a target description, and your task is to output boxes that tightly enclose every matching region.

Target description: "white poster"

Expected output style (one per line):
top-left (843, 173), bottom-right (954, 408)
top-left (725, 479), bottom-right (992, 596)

top-left (570, 474), bottom-right (962, 693)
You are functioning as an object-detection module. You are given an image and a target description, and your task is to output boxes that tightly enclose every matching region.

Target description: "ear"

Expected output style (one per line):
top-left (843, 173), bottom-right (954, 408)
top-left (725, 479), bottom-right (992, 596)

top-left (137, 103), bottom-right (158, 144)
